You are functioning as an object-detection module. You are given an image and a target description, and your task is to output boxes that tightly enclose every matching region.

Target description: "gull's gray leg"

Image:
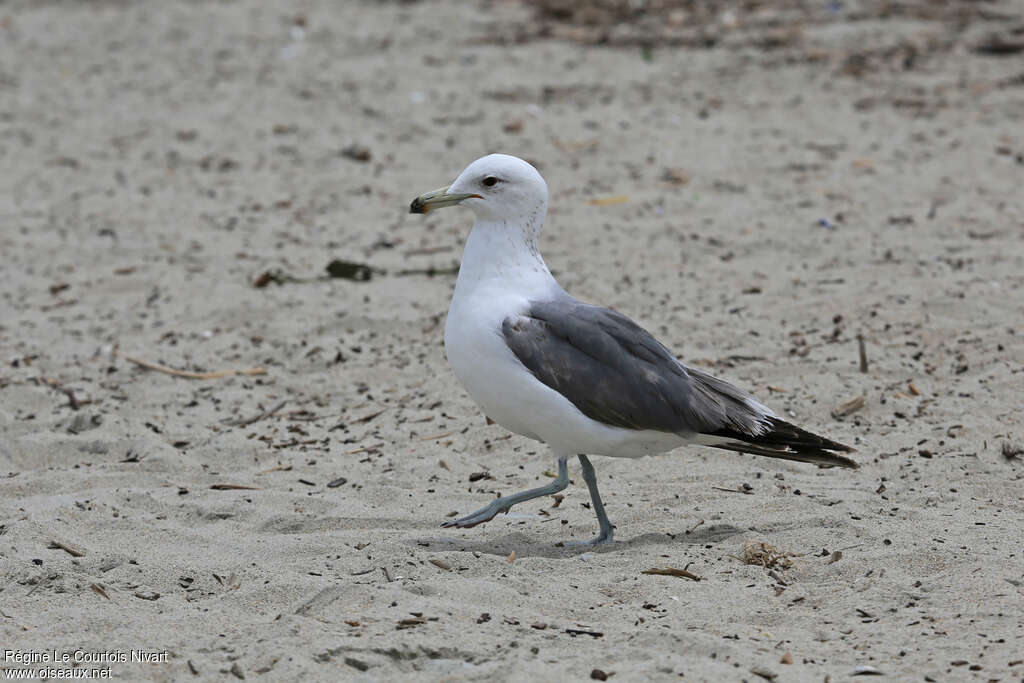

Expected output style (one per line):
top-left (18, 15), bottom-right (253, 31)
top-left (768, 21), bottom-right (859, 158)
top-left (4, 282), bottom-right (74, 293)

top-left (443, 456), bottom-right (569, 529)
top-left (574, 454), bottom-right (615, 545)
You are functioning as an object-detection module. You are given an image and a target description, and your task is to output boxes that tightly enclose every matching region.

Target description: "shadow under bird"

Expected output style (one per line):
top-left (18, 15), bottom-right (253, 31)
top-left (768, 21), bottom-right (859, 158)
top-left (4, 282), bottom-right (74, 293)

top-left (410, 153), bottom-right (857, 545)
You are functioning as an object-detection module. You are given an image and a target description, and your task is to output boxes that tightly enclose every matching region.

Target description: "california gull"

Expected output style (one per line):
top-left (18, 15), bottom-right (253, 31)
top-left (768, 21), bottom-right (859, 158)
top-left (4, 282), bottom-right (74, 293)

top-left (410, 153), bottom-right (856, 545)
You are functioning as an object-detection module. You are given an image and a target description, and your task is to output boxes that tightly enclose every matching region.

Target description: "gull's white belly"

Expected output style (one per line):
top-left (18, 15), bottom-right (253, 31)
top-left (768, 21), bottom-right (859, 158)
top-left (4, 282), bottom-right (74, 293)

top-left (444, 290), bottom-right (685, 458)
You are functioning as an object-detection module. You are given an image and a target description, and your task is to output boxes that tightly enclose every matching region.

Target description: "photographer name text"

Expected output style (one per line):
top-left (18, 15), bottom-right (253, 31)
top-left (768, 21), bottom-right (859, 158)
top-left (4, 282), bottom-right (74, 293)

top-left (4, 650), bottom-right (168, 665)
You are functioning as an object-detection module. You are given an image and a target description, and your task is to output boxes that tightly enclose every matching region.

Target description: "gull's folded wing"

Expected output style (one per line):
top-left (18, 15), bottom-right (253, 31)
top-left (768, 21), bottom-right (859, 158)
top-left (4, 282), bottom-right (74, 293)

top-left (501, 299), bottom-right (769, 435)
top-left (502, 299), bottom-right (856, 468)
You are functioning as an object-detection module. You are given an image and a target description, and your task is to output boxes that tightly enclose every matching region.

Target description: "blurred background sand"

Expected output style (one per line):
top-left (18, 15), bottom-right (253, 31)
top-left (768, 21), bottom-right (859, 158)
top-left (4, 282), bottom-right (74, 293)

top-left (1, 0), bottom-right (1023, 679)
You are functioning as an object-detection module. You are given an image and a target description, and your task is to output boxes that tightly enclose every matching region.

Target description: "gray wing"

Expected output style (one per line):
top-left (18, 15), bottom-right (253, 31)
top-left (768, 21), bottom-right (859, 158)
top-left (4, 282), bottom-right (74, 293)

top-left (500, 299), bottom-right (768, 436)
top-left (502, 298), bottom-right (857, 468)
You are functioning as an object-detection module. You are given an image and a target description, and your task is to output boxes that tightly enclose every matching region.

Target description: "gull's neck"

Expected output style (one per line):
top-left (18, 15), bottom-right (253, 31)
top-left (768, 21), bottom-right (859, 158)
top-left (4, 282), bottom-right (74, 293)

top-left (453, 215), bottom-right (557, 297)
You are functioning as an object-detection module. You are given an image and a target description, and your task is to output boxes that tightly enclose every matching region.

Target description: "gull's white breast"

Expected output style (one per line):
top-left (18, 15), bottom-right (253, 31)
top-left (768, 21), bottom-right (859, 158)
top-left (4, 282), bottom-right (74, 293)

top-left (444, 278), bottom-right (685, 459)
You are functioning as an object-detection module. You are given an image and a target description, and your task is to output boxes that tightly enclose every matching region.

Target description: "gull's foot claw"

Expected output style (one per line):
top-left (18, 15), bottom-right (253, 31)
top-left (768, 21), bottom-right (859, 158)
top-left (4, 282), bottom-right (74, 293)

top-left (440, 517), bottom-right (485, 529)
top-left (441, 507), bottom-right (501, 529)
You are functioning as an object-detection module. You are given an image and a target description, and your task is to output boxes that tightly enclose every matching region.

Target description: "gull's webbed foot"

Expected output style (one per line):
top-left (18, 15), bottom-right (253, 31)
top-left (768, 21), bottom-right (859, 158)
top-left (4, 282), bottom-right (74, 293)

top-left (441, 456), bottom-right (570, 531)
top-left (565, 526), bottom-right (615, 547)
top-left (441, 499), bottom-right (509, 529)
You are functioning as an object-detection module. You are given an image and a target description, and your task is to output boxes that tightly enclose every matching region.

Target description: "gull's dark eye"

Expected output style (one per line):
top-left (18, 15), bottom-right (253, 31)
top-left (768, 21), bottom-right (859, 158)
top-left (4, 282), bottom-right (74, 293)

top-left (482, 176), bottom-right (498, 187)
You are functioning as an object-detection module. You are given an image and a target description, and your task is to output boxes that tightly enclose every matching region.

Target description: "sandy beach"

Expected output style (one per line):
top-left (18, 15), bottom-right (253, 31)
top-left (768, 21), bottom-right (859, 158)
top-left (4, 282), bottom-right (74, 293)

top-left (1, 0), bottom-right (1023, 680)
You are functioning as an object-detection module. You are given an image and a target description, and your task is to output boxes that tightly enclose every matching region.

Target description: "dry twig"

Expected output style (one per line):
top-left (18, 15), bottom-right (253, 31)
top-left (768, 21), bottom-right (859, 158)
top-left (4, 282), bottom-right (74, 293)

top-left (48, 540), bottom-right (85, 557)
top-left (832, 395), bottom-right (865, 419)
top-left (222, 400), bottom-right (287, 427)
top-left (122, 355), bottom-right (266, 380)
top-left (641, 566), bottom-right (703, 581)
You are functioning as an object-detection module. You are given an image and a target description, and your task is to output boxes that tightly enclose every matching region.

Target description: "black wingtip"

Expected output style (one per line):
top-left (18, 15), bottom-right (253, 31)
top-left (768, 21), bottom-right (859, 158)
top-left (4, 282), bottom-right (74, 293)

top-left (709, 440), bottom-right (859, 469)
top-left (709, 417), bottom-right (859, 469)
top-left (824, 452), bottom-right (860, 469)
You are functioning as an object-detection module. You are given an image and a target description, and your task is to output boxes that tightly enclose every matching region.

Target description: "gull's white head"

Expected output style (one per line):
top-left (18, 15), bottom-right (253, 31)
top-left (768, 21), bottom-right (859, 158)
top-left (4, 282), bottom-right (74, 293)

top-left (410, 154), bottom-right (548, 224)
